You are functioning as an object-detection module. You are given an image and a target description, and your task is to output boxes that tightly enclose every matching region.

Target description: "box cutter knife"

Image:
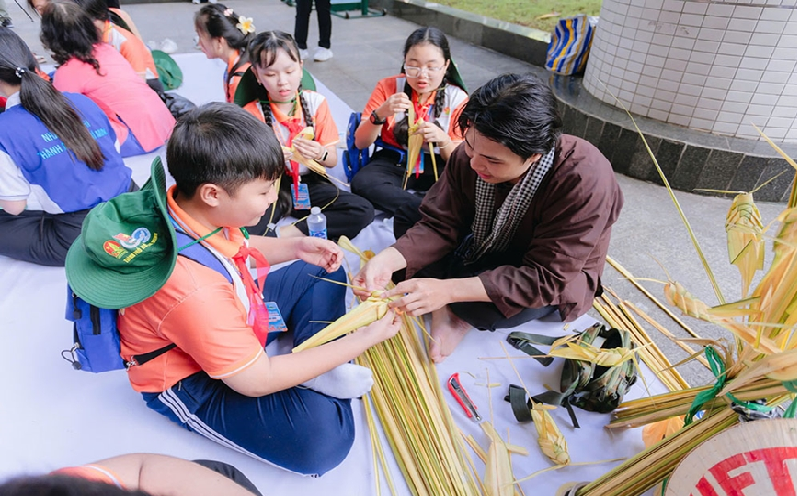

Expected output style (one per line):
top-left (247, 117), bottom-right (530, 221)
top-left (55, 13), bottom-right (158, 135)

top-left (448, 372), bottom-right (481, 422)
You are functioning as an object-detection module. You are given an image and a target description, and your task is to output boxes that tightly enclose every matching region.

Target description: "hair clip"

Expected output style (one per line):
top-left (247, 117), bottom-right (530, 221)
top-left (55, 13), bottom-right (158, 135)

top-left (15, 67), bottom-right (28, 79)
top-left (236, 16), bottom-right (255, 35)
top-left (223, 8), bottom-right (234, 17)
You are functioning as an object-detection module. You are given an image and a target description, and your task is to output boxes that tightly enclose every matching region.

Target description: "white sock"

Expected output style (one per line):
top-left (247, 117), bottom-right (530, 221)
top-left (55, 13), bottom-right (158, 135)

top-left (301, 363), bottom-right (374, 399)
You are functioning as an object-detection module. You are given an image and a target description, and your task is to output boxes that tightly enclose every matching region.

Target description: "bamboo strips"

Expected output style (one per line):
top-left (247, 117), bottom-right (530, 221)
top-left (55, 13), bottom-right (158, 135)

top-left (594, 291), bottom-right (689, 391)
top-left (624, 300), bottom-right (711, 370)
top-left (606, 256), bottom-right (700, 339)
top-left (576, 408), bottom-right (739, 496)
top-left (358, 316), bottom-right (482, 496)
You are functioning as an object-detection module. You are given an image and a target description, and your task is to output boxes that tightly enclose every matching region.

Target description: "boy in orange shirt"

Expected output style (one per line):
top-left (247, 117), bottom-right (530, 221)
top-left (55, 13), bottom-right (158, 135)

top-left (65, 103), bottom-right (400, 476)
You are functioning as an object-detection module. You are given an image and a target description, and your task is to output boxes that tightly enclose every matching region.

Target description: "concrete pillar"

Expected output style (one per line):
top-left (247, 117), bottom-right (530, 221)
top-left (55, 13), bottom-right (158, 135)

top-left (583, 0), bottom-right (797, 142)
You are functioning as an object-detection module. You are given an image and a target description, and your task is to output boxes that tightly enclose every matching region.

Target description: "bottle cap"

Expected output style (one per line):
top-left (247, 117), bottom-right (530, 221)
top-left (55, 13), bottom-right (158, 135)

top-left (310, 206), bottom-right (321, 215)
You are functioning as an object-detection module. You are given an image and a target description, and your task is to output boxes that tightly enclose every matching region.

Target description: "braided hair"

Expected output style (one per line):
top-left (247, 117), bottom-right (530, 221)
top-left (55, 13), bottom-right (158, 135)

top-left (40, 2), bottom-right (102, 75)
top-left (194, 4), bottom-right (254, 92)
top-left (393, 27), bottom-right (455, 147)
top-left (248, 31), bottom-right (314, 132)
top-left (0, 27), bottom-right (105, 170)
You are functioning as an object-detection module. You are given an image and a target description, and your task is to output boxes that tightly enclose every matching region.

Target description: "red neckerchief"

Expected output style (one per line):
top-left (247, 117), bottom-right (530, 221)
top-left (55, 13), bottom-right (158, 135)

top-left (231, 243), bottom-right (271, 347)
top-left (411, 92), bottom-right (436, 178)
top-left (412, 92), bottom-right (435, 123)
top-left (271, 97), bottom-right (305, 198)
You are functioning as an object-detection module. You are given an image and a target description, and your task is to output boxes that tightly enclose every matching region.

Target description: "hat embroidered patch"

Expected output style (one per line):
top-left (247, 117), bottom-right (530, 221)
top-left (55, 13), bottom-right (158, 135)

top-left (104, 228), bottom-right (158, 263)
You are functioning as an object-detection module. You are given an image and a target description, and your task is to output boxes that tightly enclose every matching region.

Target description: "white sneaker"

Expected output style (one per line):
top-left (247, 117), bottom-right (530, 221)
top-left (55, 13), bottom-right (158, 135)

top-left (313, 47), bottom-right (333, 62)
top-left (161, 38), bottom-right (178, 54)
top-left (299, 48), bottom-right (310, 60)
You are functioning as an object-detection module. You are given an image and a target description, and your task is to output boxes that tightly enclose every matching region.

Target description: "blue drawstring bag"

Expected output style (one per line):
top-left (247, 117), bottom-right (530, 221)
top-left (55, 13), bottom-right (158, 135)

top-left (545, 15), bottom-right (599, 76)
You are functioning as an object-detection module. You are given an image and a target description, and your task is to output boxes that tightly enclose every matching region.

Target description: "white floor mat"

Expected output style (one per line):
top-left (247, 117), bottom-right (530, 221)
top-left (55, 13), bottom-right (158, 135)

top-left (0, 54), bottom-right (664, 495)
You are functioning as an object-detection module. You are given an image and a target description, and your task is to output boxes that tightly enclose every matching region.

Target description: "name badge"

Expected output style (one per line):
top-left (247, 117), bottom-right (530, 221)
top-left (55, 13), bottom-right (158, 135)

top-left (265, 301), bottom-right (288, 334)
top-left (292, 183), bottom-right (311, 210)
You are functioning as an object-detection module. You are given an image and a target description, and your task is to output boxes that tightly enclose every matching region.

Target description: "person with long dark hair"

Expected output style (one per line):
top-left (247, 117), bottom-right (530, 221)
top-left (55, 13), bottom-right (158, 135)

top-left (40, 2), bottom-right (174, 157)
top-left (0, 27), bottom-right (131, 266)
top-left (74, 0), bottom-right (160, 88)
top-left (194, 3), bottom-right (255, 104)
top-left (27, 0), bottom-right (141, 37)
top-left (353, 73), bottom-right (624, 363)
top-left (351, 27), bottom-right (468, 233)
top-left (241, 31), bottom-right (373, 240)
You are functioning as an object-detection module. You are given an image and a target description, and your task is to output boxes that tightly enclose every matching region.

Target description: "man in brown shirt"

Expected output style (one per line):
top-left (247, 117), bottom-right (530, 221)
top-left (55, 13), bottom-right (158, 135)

top-left (353, 73), bottom-right (623, 362)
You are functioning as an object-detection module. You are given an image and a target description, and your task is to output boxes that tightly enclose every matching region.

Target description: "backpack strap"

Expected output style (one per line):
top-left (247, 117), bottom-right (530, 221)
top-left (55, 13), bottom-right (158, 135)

top-left (506, 331), bottom-right (560, 366)
top-left (174, 230), bottom-right (233, 284)
top-left (125, 344), bottom-right (176, 369)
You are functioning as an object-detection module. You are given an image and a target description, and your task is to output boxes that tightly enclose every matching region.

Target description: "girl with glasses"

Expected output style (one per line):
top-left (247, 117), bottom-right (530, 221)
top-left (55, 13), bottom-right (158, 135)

top-left (351, 27), bottom-right (467, 237)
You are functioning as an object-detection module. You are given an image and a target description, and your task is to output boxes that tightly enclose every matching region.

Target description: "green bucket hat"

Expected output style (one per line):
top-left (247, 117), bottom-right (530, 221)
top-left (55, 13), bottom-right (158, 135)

top-left (65, 158), bottom-right (177, 309)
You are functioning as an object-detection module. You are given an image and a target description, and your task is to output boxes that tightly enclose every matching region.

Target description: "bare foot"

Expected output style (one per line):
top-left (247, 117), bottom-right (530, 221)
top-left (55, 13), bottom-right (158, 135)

top-left (429, 306), bottom-right (471, 363)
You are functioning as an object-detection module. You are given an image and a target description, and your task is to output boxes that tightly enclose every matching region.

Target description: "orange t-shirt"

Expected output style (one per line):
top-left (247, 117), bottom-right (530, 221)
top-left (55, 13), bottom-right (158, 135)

top-left (361, 74), bottom-right (468, 149)
top-left (118, 190), bottom-right (263, 393)
top-left (268, 91), bottom-right (338, 147)
top-left (109, 8), bottom-right (143, 40)
top-left (53, 465), bottom-right (125, 488)
top-left (102, 21), bottom-right (159, 80)
top-left (225, 52), bottom-right (250, 104)
top-left (245, 90), bottom-right (338, 173)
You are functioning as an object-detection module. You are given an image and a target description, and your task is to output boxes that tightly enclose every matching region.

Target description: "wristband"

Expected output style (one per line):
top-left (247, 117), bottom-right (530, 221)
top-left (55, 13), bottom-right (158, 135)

top-left (320, 149), bottom-right (329, 162)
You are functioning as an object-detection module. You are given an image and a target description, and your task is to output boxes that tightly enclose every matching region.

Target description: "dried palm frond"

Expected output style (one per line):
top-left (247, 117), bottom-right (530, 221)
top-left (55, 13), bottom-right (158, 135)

top-left (282, 127), bottom-right (348, 187)
top-left (403, 106), bottom-right (425, 190)
top-left (338, 239), bottom-right (482, 496)
top-left (291, 296), bottom-right (390, 352)
top-left (725, 192), bottom-right (765, 297)
top-left (547, 333), bottom-right (636, 368)
top-left (481, 422), bottom-right (515, 496)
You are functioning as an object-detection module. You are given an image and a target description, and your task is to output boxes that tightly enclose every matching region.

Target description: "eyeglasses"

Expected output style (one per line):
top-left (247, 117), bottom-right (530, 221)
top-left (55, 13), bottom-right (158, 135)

top-left (404, 65), bottom-right (445, 78)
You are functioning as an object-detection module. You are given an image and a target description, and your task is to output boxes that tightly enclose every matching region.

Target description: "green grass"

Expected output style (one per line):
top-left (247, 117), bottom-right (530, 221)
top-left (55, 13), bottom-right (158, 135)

top-left (433, 0), bottom-right (602, 33)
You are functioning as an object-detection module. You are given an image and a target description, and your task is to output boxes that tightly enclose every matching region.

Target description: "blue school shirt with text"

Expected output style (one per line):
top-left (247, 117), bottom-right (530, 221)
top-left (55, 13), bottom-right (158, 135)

top-left (0, 92), bottom-right (131, 213)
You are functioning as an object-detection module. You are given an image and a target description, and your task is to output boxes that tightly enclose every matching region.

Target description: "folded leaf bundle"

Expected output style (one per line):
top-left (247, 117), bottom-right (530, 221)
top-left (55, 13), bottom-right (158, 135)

top-left (403, 106), bottom-right (425, 189)
top-left (292, 296), bottom-right (390, 353)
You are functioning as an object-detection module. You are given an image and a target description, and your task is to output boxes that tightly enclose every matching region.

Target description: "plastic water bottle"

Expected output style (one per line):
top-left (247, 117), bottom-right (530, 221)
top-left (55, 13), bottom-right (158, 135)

top-left (307, 207), bottom-right (327, 239)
